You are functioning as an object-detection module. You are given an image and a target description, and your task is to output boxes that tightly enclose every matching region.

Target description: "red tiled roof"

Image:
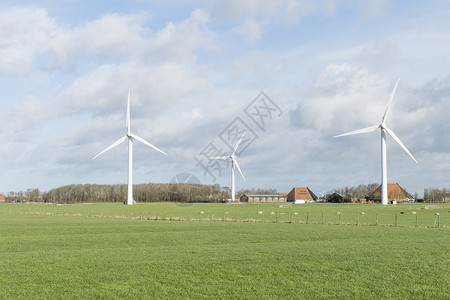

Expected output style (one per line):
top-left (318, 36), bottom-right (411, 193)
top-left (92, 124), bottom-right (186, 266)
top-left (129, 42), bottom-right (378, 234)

top-left (369, 183), bottom-right (412, 200)
top-left (287, 187), bottom-right (317, 201)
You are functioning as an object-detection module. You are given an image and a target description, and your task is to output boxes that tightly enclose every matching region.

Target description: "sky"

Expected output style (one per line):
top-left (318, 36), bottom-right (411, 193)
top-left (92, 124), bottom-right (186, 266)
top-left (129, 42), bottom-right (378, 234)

top-left (1, 0), bottom-right (450, 197)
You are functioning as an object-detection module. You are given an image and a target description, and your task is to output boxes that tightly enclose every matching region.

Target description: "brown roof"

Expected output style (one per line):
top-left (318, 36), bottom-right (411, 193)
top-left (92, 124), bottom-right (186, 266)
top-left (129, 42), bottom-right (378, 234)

top-left (287, 187), bottom-right (317, 201)
top-left (368, 183), bottom-right (413, 201)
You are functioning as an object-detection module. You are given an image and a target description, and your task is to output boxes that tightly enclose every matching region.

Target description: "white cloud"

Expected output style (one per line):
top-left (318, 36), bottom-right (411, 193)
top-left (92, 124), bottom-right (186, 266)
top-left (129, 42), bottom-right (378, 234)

top-left (291, 63), bottom-right (386, 132)
top-left (48, 12), bottom-right (148, 64)
top-left (0, 7), bottom-right (57, 74)
top-left (212, 0), bottom-right (338, 42)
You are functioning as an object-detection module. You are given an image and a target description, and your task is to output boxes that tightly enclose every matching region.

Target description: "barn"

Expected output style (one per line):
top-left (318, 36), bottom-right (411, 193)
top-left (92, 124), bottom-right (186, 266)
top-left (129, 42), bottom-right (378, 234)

top-left (367, 183), bottom-right (414, 203)
top-left (287, 187), bottom-right (317, 203)
top-left (240, 194), bottom-right (287, 203)
top-left (326, 192), bottom-right (347, 203)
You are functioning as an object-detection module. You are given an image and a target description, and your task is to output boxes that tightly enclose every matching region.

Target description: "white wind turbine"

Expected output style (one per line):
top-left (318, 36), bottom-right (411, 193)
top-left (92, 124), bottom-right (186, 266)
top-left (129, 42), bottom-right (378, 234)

top-left (209, 131), bottom-right (246, 202)
top-left (334, 79), bottom-right (418, 205)
top-left (92, 91), bottom-right (167, 205)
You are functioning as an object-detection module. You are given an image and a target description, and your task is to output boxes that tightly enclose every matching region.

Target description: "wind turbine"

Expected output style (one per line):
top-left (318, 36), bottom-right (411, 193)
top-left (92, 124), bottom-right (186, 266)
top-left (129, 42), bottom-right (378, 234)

top-left (92, 91), bottom-right (167, 205)
top-left (334, 79), bottom-right (418, 205)
top-left (209, 131), bottom-right (246, 201)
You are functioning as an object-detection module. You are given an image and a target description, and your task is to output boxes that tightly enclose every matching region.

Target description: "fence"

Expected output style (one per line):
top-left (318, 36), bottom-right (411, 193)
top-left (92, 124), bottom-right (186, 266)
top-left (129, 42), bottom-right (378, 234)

top-left (2, 203), bottom-right (448, 229)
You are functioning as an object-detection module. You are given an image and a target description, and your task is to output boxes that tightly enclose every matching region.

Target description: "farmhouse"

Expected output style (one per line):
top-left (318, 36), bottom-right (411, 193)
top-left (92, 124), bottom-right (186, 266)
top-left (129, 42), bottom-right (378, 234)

top-left (0, 194), bottom-right (4, 203)
top-left (287, 187), bottom-right (317, 203)
top-left (367, 183), bottom-right (413, 203)
top-left (240, 194), bottom-right (287, 203)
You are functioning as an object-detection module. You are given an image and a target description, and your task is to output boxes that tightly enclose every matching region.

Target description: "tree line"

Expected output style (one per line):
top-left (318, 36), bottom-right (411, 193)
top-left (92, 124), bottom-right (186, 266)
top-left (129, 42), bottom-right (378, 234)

top-left (3, 184), bottom-right (450, 203)
top-left (3, 184), bottom-right (278, 204)
top-left (329, 183), bottom-right (379, 203)
top-left (423, 188), bottom-right (450, 202)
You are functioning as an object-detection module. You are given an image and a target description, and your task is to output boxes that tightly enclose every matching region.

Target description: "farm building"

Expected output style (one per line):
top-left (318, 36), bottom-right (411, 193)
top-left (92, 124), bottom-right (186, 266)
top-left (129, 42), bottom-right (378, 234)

top-left (287, 187), bottom-right (317, 203)
top-left (0, 194), bottom-right (4, 203)
top-left (240, 194), bottom-right (287, 203)
top-left (367, 183), bottom-right (414, 203)
top-left (326, 192), bottom-right (348, 203)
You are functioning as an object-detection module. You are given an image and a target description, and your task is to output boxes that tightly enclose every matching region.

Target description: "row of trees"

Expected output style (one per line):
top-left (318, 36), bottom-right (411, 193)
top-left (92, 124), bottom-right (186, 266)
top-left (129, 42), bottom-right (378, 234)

top-left (4, 184), bottom-right (450, 203)
top-left (423, 188), bottom-right (450, 202)
top-left (4, 184), bottom-right (279, 204)
top-left (329, 183), bottom-right (379, 203)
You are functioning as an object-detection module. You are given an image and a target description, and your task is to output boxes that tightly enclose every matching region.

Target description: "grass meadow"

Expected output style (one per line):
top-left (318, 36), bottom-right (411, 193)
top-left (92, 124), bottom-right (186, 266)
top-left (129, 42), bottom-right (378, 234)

top-left (1, 202), bottom-right (449, 299)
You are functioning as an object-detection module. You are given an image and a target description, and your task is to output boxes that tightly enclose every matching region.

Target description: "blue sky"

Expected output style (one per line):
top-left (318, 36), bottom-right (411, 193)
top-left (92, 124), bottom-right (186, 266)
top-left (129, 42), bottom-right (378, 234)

top-left (1, 0), bottom-right (450, 197)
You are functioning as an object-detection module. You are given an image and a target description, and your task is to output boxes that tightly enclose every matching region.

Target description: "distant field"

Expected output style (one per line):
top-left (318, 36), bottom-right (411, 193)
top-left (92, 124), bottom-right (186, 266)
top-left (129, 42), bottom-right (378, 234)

top-left (1, 202), bottom-right (449, 299)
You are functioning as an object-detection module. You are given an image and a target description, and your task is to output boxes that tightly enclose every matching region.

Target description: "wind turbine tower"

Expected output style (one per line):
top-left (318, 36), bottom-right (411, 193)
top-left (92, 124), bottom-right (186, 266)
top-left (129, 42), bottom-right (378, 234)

top-left (92, 91), bottom-right (167, 205)
top-left (334, 79), bottom-right (418, 205)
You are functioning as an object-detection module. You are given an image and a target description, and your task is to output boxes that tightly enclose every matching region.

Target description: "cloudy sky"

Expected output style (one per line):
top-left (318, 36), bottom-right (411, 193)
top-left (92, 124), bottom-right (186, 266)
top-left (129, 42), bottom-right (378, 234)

top-left (1, 0), bottom-right (449, 197)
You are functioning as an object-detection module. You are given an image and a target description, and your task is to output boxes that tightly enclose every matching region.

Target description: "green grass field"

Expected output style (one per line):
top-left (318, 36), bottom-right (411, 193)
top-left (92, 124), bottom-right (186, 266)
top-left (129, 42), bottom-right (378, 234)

top-left (1, 202), bottom-right (449, 299)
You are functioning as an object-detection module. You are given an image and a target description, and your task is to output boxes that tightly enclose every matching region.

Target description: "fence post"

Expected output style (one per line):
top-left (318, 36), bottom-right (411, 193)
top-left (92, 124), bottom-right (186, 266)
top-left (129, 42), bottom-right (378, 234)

top-left (376, 213), bottom-right (379, 226)
top-left (276, 212), bottom-right (278, 223)
top-left (415, 213), bottom-right (418, 227)
top-left (395, 213), bottom-right (398, 227)
top-left (357, 213), bottom-right (359, 226)
top-left (306, 212), bottom-right (309, 224)
top-left (322, 212), bottom-right (324, 224)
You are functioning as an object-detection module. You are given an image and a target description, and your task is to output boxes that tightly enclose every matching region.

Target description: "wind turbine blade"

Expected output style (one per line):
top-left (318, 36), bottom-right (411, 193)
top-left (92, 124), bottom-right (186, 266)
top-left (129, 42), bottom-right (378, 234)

top-left (208, 156), bottom-right (229, 160)
top-left (334, 125), bottom-right (379, 138)
top-left (232, 131), bottom-right (246, 156)
top-left (92, 136), bottom-right (127, 160)
top-left (384, 127), bottom-right (418, 164)
top-left (382, 79), bottom-right (400, 124)
top-left (233, 158), bottom-right (246, 181)
top-left (129, 133), bottom-right (167, 155)
top-left (126, 91), bottom-right (131, 132)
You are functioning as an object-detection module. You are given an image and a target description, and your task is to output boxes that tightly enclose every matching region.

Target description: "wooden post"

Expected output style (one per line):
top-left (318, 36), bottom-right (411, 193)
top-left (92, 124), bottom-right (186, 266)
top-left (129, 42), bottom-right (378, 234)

top-left (306, 212), bottom-right (309, 224)
top-left (290, 212), bottom-right (293, 223)
top-left (357, 213), bottom-right (359, 226)
top-left (276, 212), bottom-right (278, 223)
top-left (376, 213), bottom-right (379, 226)
top-left (322, 212), bottom-right (324, 224)
top-left (395, 213), bottom-right (398, 227)
top-left (415, 213), bottom-right (418, 227)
